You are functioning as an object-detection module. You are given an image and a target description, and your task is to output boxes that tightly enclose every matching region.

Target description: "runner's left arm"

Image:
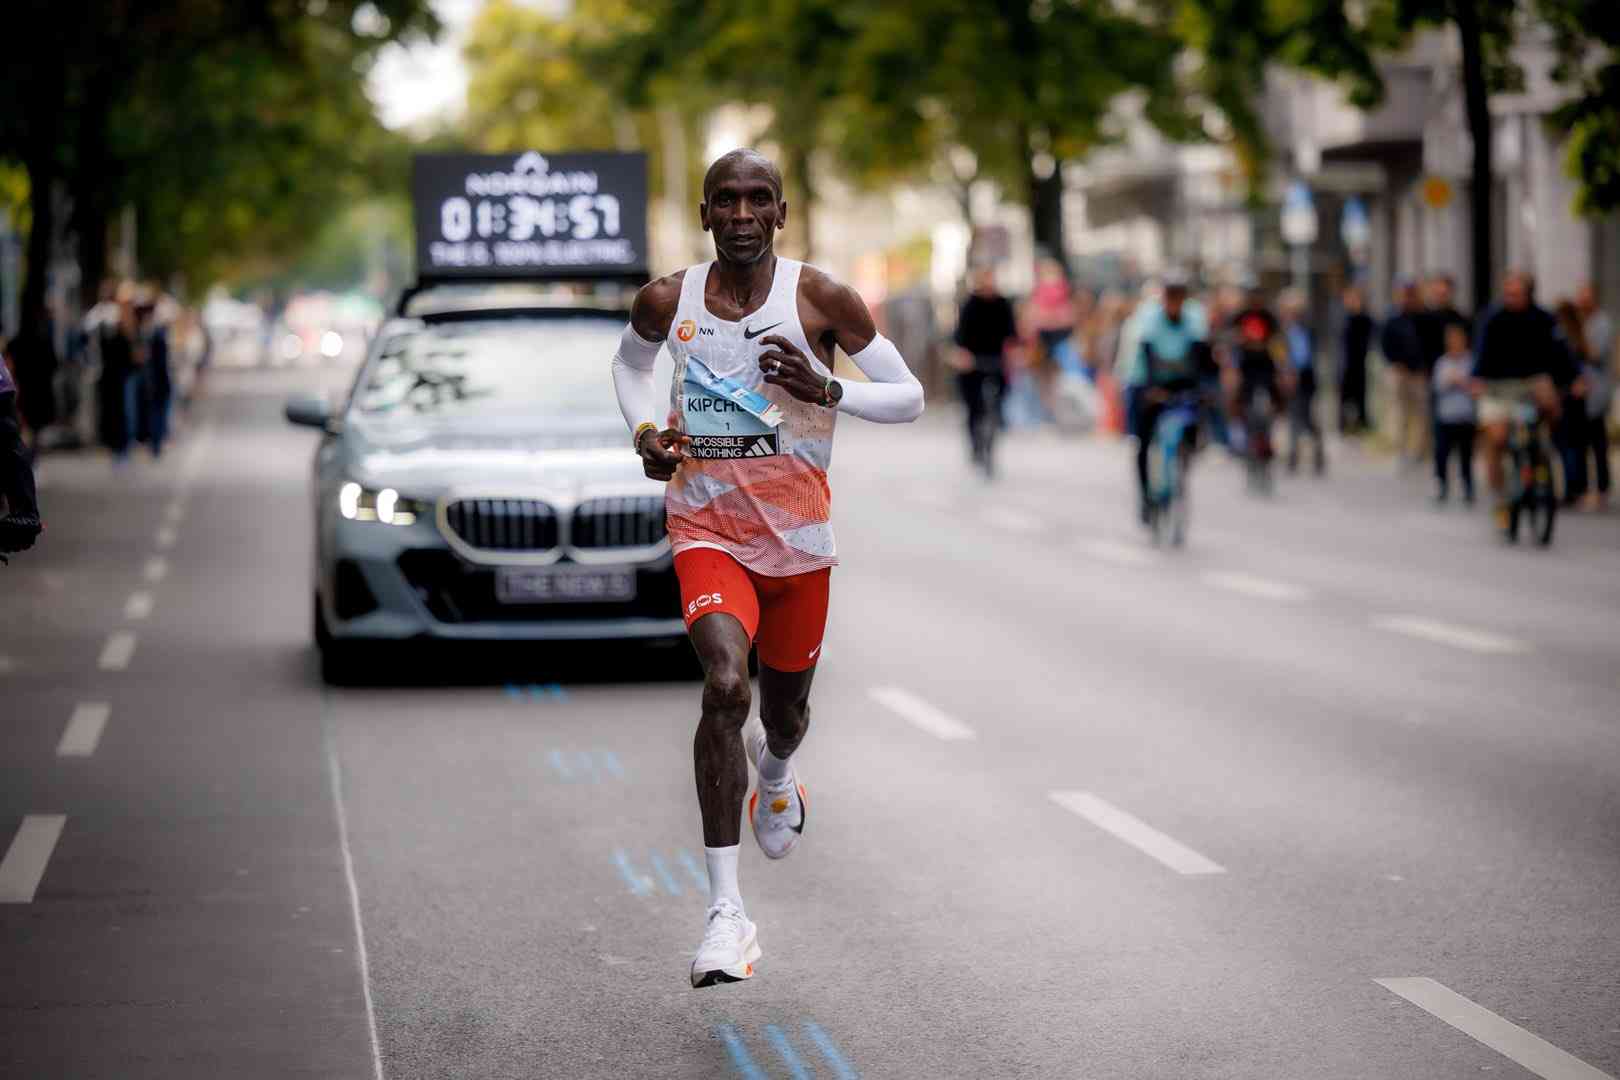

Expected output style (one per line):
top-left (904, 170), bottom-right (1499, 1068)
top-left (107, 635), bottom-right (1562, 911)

top-left (813, 274), bottom-right (924, 424)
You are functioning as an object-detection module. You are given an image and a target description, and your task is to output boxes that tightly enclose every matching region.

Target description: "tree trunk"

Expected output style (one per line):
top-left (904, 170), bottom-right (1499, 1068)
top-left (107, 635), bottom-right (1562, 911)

top-left (21, 150), bottom-right (56, 337)
top-left (1026, 155), bottom-right (1066, 261)
top-left (789, 142), bottom-right (814, 262)
top-left (1455, 0), bottom-right (1493, 308)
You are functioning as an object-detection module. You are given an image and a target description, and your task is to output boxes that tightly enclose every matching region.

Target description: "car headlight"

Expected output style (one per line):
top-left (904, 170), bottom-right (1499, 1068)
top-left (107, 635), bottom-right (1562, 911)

top-left (338, 482), bottom-right (429, 526)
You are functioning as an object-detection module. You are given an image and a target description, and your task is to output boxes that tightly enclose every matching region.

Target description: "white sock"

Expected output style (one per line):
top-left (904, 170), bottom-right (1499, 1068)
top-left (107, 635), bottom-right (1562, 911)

top-left (704, 845), bottom-right (743, 910)
top-left (758, 744), bottom-right (793, 785)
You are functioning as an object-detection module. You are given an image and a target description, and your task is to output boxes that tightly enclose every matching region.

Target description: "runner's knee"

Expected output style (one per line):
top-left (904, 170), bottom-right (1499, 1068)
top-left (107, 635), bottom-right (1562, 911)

top-left (701, 662), bottom-right (751, 727)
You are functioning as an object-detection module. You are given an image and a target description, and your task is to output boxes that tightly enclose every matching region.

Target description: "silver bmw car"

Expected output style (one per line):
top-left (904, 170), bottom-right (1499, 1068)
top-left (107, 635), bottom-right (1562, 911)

top-left (285, 296), bottom-right (684, 683)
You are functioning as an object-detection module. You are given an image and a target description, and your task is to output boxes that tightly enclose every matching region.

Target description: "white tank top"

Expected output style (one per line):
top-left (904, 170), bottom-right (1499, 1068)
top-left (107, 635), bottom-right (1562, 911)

top-left (663, 258), bottom-right (838, 576)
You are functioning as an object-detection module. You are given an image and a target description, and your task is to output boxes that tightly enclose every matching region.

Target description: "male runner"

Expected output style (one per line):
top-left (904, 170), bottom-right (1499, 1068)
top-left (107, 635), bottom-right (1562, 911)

top-left (610, 148), bottom-right (923, 988)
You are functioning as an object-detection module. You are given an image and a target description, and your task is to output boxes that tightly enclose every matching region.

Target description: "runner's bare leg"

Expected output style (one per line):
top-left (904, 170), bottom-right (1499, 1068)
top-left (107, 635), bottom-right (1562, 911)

top-left (691, 614), bottom-right (753, 847)
top-left (759, 664), bottom-right (815, 762)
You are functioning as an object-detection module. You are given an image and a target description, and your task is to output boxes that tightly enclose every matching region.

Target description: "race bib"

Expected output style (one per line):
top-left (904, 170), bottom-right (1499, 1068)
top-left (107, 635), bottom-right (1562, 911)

top-left (682, 357), bottom-right (783, 459)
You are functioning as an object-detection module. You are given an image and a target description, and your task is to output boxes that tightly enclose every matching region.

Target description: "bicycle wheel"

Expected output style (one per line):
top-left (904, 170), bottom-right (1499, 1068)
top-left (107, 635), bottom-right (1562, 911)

top-left (1531, 447), bottom-right (1559, 546)
top-left (1169, 443), bottom-right (1191, 546)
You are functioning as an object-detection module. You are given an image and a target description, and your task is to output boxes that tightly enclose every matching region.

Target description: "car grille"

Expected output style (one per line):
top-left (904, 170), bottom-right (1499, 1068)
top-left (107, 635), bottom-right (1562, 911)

top-left (570, 496), bottom-right (667, 549)
top-left (440, 496), bottom-right (666, 554)
top-left (443, 498), bottom-right (561, 552)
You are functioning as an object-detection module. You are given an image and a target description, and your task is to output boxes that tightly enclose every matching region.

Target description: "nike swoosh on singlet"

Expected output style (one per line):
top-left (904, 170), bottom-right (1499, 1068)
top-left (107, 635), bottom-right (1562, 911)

top-left (742, 321), bottom-right (784, 340)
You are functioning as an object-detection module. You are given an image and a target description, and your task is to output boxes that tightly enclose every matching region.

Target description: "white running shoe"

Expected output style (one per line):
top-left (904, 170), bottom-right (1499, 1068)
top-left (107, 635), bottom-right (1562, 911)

top-left (690, 899), bottom-right (761, 989)
top-left (744, 717), bottom-right (807, 860)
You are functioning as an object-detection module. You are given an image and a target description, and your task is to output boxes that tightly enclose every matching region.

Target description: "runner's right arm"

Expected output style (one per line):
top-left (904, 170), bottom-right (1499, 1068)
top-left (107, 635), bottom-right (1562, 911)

top-left (615, 274), bottom-right (688, 480)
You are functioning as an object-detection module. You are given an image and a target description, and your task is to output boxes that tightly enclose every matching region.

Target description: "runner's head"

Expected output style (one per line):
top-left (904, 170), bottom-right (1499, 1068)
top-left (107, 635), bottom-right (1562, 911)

top-left (701, 148), bottom-right (786, 267)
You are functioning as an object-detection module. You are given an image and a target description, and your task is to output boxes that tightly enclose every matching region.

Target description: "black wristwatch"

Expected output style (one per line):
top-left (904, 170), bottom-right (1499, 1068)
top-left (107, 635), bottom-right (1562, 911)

top-left (821, 378), bottom-right (843, 409)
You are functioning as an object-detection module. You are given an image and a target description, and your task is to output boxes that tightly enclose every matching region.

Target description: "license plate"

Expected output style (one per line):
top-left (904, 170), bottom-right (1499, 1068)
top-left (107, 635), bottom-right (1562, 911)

top-left (494, 566), bottom-right (636, 604)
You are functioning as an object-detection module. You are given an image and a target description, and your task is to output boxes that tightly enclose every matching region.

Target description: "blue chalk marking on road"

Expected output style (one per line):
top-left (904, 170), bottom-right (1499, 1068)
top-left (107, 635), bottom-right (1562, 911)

top-left (804, 1021), bottom-right (859, 1079)
top-left (504, 684), bottom-right (523, 701)
top-left (576, 749), bottom-right (600, 783)
top-left (611, 849), bottom-right (654, 897)
top-left (765, 1025), bottom-right (811, 1080)
top-left (676, 848), bottom-right (707, 890)
top-left (649, 853), bottom-right (683, 896)
top-left (600, 750), bottom-right (625, 779)
top-left (715, 1024), bottom-right (767, 1080)
top-left (547, 750), bottom-right (574, 780)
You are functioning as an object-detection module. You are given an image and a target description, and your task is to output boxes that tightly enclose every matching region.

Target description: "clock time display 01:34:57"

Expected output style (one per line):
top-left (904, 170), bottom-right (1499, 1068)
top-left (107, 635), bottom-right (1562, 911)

top-left (437, 194), bottom-right (623, 244)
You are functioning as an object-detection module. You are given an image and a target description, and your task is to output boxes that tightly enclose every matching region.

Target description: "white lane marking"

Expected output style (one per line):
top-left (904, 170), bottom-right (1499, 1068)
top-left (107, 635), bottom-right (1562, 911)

top-left (143, 557), bottom-right (169, 584)
top-left (98, 631), bottom-right (137, 671)
top-left (0, 655), bottom-right (14, 675)
top-left (58, 703), bottom-right (110, 757)
top-left (1048, 791), bottom-right (1226, 875)
top-left (1375, 978), bottom-right (1614, 1080)
top-left (1373, 615), bottom-right (1529, 655)
top-left (155, 525), bottom-right (178, 550)
top-left (164, 500), bottom-right (186, 524)
top-left (325, 731), bottom-right (385, 1080)
top-left (1202, 571), bottom-right (1307, 601)
top-left (983, 507), bottom-right (1044, 534)
top-left (0, 815), bottom-right (67, 902)
top-left (869, 687), bottom-right (976, 741)
top-left (124, 591), bottom-right (154, 621)
top-left (1079, 538), bottom-right (1159, 567)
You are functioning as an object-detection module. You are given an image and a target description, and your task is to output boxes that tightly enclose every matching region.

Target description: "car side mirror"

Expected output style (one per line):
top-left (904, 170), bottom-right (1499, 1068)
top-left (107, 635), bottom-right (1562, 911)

top-left (285, 393), bottom-right (333, 431)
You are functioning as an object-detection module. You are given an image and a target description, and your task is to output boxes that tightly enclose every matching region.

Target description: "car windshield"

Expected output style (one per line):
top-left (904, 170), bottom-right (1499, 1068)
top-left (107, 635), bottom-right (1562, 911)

top-left (353, 316), bottom-right (658, 418)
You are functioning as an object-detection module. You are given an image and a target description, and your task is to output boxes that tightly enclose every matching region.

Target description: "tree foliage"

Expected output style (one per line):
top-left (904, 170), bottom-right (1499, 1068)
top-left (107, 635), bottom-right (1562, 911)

top-left (0, 0), bottom-right (437, 310)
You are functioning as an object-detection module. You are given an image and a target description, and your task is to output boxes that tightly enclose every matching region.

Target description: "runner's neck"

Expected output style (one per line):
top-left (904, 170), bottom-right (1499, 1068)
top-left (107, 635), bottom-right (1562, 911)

top-left (709, 252), bottom-right (778, 314)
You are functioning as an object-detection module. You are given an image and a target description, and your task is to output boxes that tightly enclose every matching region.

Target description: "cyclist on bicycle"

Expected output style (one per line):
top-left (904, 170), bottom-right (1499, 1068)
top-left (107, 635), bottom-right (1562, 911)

top-left (952, 264), bottom-right (1016, 475)
top-left (1229, 282), bottom-right (1283, 449)
top-left (1127, 272), bottom-right (1213, 523)
top-left (0, 345), bottom-right (43, 562)
top-left (1473, 270), bottom-right (1563, 527)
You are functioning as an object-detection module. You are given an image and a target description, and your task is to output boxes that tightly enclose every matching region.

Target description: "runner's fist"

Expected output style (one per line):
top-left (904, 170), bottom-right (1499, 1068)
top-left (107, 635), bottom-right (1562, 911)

top-left (637, 427), bottom-right (689, 481)
top-left (758, 335), bottom-right (829, 405)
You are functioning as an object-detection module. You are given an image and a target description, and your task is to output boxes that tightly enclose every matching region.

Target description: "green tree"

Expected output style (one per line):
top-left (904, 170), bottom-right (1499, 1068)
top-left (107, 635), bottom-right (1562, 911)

top-left (0, 0), bottom-right (436, 327)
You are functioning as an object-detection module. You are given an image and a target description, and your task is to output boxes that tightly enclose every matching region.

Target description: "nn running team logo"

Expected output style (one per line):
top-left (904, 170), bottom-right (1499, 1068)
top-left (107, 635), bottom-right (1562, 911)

top-left (676, 319), bottom-right (697, 342)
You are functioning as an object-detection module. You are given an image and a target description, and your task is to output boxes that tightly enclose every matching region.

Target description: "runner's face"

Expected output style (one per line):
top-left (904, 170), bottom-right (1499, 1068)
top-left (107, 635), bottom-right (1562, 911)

top-left (702, 167), bottom-right (784, 266)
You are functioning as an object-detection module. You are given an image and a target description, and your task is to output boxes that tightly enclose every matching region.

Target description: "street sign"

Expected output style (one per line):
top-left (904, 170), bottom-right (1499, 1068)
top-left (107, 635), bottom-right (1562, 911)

top-left (1281, 180), bottom-right (1318, 247)
top-left (1340, 196), bottom-right (1371, 264)
top-left (411, 151), bottom-right (649, 280)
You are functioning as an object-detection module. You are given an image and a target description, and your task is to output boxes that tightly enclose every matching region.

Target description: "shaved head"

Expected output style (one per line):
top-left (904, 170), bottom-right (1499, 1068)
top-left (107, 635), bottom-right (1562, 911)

top-left (703, 148), bottom-right (783, 202)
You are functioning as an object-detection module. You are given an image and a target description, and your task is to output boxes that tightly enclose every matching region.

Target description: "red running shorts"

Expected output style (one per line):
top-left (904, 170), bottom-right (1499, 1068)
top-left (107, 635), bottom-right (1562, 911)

top-left (673, 547), bottom-right (830, 672)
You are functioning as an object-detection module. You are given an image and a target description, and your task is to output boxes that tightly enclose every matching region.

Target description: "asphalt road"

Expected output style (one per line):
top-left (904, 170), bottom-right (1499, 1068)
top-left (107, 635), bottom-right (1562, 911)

top-left (3, 366), bottom-right (1618, 1079)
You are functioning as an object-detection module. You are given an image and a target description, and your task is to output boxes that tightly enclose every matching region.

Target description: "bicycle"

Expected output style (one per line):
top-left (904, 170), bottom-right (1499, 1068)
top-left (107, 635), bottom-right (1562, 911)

top-left (1502, 401), bottom-right (1559, 546)
top-left (1239, 383), bottom-right (1276, 495)
top-left (1145, 390), bottom-right (1201, 546)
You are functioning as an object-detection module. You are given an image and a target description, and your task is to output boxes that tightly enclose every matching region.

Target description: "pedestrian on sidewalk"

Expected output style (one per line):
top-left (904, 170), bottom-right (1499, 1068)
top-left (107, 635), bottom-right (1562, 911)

top-left (1381, 278), bottom-right (1428, 468)
top-left (9, 303), bottom-right (59, 455)
top-left (96, 287), bottom-right (138, 461)
top-left (1574, 282), bottom-right (1614, 511)
top-left (1339, 284), bottom-right (1373, 434)
top-left (0, 347), bottom-right (43, 561)
top-left (1431, 319), bottom-right (1477, 504)
top-left (1553, 300), bottom-right (1593, 507)
top-left (1281, 289), bottom-right (1325, 474)
top-left (133, 298), bottom-right (173, 458)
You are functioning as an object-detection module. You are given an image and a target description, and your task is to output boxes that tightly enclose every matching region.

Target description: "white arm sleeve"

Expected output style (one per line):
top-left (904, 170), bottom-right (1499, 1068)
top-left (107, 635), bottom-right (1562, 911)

top-left (611, 324), bottom-right (663, 434)
top-left (836, 333), bottom-right (924, 423)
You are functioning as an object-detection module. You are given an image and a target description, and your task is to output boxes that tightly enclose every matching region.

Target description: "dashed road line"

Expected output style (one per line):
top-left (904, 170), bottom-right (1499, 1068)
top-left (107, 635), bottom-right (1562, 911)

top-left (155, 525), bottom-right (179, 550)
top-left (1372, 615), bottom-right (1529, 655)
top-left (869, 687), bottom-right (976, 742)
top-left (1049, 791), bottom-right (1225, 875)
top-left (124, 590), bottom-right (154, 621)
top-left (98, 631), bottom-right (137, 671)
top-left (1078, 538), bottom-right (1160, 568)
top-left (1202, 570), bottom-right (1307, 601)
top-left (164, 499), bottom-right (186, 525)
top-left (1375, 977), bottom-right (1614, 1080)
top-left (0, 815), bottom-right (67, 902)
top-left (142, 557), bottom-right (169, 584)
top-left (58, 703), bottom-right (110, 757)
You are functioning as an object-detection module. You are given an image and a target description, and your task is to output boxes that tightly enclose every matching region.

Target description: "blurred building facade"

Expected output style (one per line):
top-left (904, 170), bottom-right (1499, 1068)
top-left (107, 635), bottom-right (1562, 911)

top-left (1066, 27), bottom-right (1620, 316)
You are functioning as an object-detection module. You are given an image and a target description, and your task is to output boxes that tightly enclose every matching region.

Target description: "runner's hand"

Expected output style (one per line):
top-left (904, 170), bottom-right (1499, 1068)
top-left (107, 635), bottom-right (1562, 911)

top-left (636, 427), bottom-right (688, 481)
top-left (758, 335), bottom-right (828, 405)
